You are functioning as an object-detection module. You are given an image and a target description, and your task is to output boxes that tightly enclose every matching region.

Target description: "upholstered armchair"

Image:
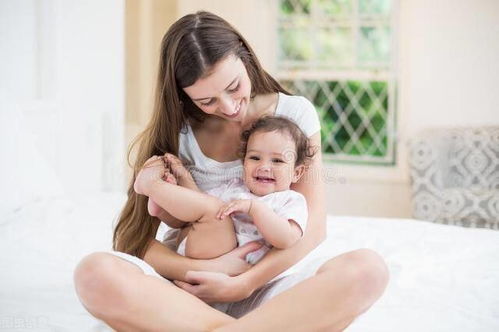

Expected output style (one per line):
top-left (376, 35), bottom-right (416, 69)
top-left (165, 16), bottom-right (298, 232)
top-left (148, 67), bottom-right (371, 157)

top-left (408, 127), bottom-right (499, 229)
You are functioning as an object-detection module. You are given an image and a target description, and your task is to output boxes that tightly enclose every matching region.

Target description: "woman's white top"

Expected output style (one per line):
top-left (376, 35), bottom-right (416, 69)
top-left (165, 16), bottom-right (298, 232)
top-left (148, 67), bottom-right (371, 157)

top-left (178, 92), bottom-right (321, 192)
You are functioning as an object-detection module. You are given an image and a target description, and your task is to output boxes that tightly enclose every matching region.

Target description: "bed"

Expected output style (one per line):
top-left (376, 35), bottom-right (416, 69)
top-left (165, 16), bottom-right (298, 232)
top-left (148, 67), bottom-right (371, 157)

top-left (1, 190), bottom-right (498, 332)
top-left (1, 107), bottom-right (498, 331)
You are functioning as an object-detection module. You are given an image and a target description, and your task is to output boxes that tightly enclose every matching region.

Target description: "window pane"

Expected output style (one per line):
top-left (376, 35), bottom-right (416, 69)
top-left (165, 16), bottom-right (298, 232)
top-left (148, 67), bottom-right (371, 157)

top-left (318, 27), bottom-right (354, 66)
top-left (279, 26), bottom-right (313, 62)
top-left (359, 0), bottom-right (391, 15)
top-left (317, 0), bottom-right (352, 17)
top-left (281, 79), bottom-right (389, 159)
top-left (358, 26), bottom-right (391, 65)
top-left (280, 0), bottom-right (311, 16)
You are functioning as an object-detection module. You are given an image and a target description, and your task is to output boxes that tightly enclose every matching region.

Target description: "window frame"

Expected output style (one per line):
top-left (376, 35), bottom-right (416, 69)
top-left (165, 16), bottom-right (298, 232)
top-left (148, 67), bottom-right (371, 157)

top-left (275, 0), bottom-right (399, 165)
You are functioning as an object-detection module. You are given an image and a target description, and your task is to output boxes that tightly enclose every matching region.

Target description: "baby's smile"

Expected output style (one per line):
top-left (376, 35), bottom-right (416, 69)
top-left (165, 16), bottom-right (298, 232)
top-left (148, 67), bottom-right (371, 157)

top-left (254, 176), bottom-right (276, 183)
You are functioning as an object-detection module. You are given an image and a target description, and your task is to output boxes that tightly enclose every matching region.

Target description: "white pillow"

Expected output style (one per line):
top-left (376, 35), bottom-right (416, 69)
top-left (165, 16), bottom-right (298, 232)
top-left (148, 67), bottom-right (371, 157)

top-left (0, 100), bottom-right (64, 217)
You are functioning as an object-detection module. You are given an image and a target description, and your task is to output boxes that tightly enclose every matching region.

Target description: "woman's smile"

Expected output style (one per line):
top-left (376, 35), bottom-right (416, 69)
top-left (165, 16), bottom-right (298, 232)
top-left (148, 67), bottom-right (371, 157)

top-left (224, 99), bottom-right (243, 119)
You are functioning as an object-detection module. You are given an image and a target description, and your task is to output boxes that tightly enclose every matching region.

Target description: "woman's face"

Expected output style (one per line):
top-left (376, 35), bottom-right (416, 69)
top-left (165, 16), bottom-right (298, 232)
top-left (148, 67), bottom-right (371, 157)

top-left (182, 54), bottom-right (252, 122)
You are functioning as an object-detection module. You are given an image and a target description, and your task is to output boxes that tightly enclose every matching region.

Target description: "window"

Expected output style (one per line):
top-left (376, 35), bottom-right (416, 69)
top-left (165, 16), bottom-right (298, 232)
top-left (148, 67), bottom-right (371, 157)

top-left (277, 0), bottom-right (397, 164)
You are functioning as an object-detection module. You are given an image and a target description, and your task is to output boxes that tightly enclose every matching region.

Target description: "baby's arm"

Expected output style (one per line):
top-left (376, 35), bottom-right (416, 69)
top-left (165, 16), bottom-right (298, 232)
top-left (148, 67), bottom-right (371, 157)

top-left (218, 200), bottom-right (302, 249)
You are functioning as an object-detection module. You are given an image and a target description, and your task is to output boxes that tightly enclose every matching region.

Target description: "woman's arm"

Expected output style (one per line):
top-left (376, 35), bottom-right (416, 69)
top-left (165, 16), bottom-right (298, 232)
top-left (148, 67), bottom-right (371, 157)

top-left (173, 132), bottom-right (326, 302)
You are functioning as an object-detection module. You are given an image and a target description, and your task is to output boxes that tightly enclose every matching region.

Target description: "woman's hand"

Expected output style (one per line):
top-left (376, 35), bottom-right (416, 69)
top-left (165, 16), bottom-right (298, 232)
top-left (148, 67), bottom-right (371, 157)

top-left (173, 241), bottom-right (262, 303)
top-left (134, 156), bottom-right (167, 195)
top-left (209, 241), bottom-right (262, 276)
top-left (216, 199), bottom-right (252, 220)
top-left (174, 271), bottom-right (251, 303)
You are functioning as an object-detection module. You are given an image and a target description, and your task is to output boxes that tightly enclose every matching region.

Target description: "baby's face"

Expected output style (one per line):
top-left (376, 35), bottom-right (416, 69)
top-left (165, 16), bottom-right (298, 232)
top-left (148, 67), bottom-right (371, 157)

top-left (243, 130), bottom-right (303, 196)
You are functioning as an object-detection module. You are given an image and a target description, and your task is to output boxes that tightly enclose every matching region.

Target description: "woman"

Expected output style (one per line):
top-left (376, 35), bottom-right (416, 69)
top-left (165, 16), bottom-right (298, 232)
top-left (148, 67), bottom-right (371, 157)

top-left (74, 11), bottom-right (389, 331)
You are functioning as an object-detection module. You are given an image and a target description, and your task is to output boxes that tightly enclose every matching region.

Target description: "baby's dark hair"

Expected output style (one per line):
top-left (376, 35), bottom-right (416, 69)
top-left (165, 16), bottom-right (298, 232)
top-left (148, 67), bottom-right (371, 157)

top-left (240, 116), bottom-right (316, 166)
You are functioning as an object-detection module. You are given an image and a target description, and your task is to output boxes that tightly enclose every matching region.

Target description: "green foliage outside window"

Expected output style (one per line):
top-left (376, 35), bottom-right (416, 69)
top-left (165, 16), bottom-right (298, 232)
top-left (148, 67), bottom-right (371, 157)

top-left (283, 80), bottom-right (388, 157)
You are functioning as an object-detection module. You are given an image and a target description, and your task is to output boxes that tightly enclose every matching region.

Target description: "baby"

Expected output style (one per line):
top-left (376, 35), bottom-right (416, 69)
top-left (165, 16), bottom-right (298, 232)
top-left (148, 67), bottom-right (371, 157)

top-left (135, 116), bottom-right (315, 264)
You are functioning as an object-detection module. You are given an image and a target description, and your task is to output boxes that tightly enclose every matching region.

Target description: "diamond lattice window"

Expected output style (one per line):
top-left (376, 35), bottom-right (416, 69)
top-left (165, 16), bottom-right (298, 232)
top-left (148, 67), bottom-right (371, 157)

top-left (277, 0), bottom-right (396, 164)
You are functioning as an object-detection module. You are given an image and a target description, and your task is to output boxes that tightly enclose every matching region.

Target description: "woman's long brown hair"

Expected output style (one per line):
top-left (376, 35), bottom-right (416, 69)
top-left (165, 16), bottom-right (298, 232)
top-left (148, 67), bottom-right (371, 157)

top-left (113, 11), bottom-right (289, 258)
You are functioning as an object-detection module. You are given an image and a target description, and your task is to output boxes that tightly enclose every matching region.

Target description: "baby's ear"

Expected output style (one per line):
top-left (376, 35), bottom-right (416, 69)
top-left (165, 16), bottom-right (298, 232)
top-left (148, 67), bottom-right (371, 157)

top-left (292, 164), bottom-right (306, 183)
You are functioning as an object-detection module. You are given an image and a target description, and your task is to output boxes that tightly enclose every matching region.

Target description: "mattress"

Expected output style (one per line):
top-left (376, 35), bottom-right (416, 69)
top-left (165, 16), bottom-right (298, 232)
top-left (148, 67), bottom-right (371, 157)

top-left (1, 192), bottom-right (498, 331)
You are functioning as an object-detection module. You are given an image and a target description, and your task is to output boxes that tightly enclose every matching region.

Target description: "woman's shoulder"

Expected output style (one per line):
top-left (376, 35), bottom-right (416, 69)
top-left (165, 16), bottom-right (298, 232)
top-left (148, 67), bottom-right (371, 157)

top-left (276, 92), bottom-right (314, 110)
top-left (252, 92), bottom-right (280, 118)
top-left (275, 93), bottom-right (320, 137)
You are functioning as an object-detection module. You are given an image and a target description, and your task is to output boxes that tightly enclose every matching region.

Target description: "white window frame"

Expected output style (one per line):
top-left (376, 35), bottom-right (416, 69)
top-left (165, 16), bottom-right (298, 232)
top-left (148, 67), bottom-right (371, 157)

top-left (275, 0), bottom-right (399, 165)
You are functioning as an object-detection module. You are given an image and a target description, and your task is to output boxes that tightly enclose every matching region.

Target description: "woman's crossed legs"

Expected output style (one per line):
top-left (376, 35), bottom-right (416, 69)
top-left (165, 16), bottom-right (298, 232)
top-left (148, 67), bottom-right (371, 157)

top-left (74, 248), bottom-right (388, 332)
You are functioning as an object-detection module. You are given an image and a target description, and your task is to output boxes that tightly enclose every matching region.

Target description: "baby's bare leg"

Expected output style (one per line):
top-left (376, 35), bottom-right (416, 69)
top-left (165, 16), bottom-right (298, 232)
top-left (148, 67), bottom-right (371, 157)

top-left (148, 169), bottom-right (178, 217)
top-left (149, 181), bottom-right (237, 258)
top-left (176, 197), bottom-right (238, 259)
top-left (147, 198), bottom-right (163, 217)
top-left (184, 214), bottom-right (237, 259)
top-left (149, 181), bottom-right (217, 222)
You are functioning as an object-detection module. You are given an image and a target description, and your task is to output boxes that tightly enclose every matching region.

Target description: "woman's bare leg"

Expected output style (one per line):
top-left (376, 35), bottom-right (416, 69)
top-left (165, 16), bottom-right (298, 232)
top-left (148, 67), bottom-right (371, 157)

top-left (74, 252), bottom-right (235, 332)
top-left (214, 248), bottom-right (389, 332)
top-left (74, 249), bottom-right (388, 332)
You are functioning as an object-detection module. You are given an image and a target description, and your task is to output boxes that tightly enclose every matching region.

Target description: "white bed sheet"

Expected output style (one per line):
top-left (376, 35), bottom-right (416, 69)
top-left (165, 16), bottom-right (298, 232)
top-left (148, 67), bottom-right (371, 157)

top-left (1, 192), bottom-right (498, 331)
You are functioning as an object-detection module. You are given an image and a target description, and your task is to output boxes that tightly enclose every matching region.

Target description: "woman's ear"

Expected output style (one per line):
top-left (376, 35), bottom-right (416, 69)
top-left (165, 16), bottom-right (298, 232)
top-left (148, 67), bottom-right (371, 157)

top-left (292, 164), bottom-right (306, 183)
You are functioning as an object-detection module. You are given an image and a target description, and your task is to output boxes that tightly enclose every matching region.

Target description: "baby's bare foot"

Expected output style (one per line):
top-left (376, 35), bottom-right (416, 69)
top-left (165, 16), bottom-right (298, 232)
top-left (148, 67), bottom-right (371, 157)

top-left (164, 154), bottom-right (190, 180)
top-left (163, 170), bottom-right (178, 185)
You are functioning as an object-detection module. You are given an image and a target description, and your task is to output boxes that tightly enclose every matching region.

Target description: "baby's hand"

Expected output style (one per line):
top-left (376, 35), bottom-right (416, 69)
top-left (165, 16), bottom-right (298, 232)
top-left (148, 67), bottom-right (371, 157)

top-left (134, 156), bottom-right (166, 195)
top-left (216, 199), bottom-right (253, 220)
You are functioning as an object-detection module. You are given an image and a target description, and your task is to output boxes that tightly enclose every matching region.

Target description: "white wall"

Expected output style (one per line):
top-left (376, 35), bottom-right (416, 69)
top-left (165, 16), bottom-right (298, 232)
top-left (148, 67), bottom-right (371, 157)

top-left (1, 0), bottom-right (125, 194)
top-left (401, 0), bottom-right (499, 137)
top-left (332, 0), bottom-right (499, 217)
top-left (164, 0), bottom-right (499, 218)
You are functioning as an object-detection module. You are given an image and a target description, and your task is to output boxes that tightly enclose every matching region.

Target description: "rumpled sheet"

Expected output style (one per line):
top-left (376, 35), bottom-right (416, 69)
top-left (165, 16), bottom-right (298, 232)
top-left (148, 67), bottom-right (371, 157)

top-left (1, 193), bottom-right (498, 331)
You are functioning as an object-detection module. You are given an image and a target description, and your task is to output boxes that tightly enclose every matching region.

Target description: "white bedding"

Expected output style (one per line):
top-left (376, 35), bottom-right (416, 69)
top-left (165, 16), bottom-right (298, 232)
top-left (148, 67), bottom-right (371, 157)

top-left (1, 192), bottom-right (498, 332)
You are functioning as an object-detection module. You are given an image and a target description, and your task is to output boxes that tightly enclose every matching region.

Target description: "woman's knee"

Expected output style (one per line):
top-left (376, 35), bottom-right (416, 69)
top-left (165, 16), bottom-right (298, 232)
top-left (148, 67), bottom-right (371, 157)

top-left (74, 252), bottom-right (133, 316)
top-left (318, 248), bottom-right (389, 299)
